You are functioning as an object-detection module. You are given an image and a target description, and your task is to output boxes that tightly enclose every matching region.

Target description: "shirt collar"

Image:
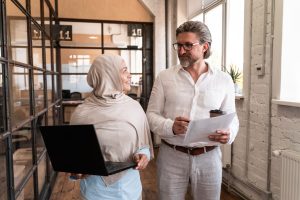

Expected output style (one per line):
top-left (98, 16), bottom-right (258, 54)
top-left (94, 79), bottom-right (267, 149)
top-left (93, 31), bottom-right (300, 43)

top-left (176, 62), bottom-right (216, 74)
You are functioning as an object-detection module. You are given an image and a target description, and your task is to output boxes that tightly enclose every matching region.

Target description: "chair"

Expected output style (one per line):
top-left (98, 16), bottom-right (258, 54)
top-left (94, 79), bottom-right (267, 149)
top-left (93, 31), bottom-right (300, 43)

top-left (70, 92), bottom-right (82, 100)
top-left (127, 93), bottom-right (137, 99)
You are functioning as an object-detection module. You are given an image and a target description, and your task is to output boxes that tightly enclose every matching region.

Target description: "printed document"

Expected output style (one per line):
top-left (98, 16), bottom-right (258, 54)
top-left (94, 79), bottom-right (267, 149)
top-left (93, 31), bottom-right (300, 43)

top-left (183, 112), bottom-right (236, 145)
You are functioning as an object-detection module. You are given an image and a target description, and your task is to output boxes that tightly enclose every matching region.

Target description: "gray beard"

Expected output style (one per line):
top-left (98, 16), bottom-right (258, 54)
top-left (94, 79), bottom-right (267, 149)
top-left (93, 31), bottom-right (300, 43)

top-left (179, 57), bottom-right (196, 68)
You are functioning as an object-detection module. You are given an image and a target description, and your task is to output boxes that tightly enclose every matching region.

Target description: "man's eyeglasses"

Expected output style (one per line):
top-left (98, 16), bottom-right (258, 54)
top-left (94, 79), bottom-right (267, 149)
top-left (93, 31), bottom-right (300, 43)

top-left (172, 42), bottom-right (200, 51)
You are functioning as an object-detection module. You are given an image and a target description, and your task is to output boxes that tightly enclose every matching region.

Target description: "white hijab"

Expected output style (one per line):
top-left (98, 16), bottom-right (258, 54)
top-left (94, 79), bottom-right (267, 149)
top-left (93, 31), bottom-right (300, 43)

top-left (86, 54), bottom-right (127, 106)
top-left (70, 54), bottom-right (153, 185)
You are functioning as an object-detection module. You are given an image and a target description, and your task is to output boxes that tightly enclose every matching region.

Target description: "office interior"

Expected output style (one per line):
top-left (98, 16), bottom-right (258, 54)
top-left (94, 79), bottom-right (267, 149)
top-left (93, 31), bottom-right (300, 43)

top-left (0, 0), bottom-right (299, 200)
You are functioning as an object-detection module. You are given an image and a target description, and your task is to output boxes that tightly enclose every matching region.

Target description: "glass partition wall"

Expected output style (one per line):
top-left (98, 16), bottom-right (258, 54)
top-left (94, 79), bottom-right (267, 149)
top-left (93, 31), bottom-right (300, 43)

top-left (59, 20), bottom-right (153, 106)
top-left (1, 1), bottom-right (154, 199)
top-left (1, 0), bottom-right (59, 199)
top-left (60, 20), bottom-right (153, 123)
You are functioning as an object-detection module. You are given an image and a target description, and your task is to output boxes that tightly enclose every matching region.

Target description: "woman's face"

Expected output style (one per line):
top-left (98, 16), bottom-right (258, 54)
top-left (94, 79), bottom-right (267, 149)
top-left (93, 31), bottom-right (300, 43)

top-left (120, 61), bottom-right (131, 92)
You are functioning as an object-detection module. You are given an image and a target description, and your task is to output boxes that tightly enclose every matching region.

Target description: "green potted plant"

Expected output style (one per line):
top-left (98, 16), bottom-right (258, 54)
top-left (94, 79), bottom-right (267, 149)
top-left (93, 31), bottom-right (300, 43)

top-left (226, 65), bottom-right (242, 93)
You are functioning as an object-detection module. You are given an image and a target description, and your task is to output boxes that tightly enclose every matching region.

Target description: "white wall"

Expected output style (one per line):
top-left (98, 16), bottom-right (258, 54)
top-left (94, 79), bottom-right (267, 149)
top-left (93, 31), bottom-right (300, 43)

top-left (139, 0), bottom-right (166, 76)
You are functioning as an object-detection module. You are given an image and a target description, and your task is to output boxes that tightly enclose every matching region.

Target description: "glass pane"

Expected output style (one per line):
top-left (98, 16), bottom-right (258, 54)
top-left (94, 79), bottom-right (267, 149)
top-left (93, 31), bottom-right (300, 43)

top-left (12, 122), bottom-right (33, 190)
top-left (104, 23), bottom-right (143, 48)
top-left (44, 2), bottom-right (50, 29)
top-left (62, 74), bottom-right (92, 94)
top-left (11, 66), bottom-right (30, 127)
top-left (0, 139), bottom-right (8, 200)
top-left (53, 74), bottom-right (58, 100)
top-left (37, 154), bottom-right (46, 194)
top-left (60, 22), bottom-right (102, 47)
top-left (33, 70), bottom-right (45, 113)
top-left (18, 174), bottom-right (34, 200)
top-left (61, 49), bottom-right (101, 73)
top-left (47, 74), bottom-right (53, 104)
top-left (226, 0), bottom-right (244, 93)
top-left (46, 47), bottom-right (51, 71)
top-left (32, 48), bottom-right (43, 68)
top-left (32, 22), bottom-right (42, 47)
top-left (53, 46), bottom-right (57, 72)
top-left (0, 18), bottom-right (3, 58)
top-left (280, 0), bottom-right (300, 101)
top-left (31, 0), bottom-right (40, 24)
top-left (15, 0), bottom-right (26, 9)
top-left (49, 0), bottom-right (56, 10)
top-left (0, 64), bottom-right (4, 133)
top-left (47, 107), bottom-right (55, 126)
top-left (7, 0), bottom-right (28, 64)
top-left (205, 4), bottom-right (223, 69)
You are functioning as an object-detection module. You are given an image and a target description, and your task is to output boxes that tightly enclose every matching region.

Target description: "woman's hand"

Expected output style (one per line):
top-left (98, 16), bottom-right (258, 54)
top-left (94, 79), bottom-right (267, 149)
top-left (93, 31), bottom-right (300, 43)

top-left (69, 173), bottom-right (89, 180)
top-left (133, 154), bottom-right (149, 170)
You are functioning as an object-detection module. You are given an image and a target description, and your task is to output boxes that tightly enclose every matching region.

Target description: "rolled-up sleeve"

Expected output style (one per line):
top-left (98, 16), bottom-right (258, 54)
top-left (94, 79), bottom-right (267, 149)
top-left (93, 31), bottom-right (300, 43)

top-left (146, 75), bottom-right (175, 138)
top-left (220, 78), bottom-right (239, 144)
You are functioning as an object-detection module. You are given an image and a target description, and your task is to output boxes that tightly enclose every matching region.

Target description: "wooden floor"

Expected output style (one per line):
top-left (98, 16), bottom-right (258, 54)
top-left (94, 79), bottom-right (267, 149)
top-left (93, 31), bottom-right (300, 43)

top-left (50, 148), bottom-right (242, 200)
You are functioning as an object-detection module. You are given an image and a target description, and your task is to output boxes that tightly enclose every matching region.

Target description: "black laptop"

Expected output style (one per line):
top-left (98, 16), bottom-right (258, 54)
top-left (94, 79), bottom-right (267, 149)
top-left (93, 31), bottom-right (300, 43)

top-left (39, 124), bottom-right (137, 176)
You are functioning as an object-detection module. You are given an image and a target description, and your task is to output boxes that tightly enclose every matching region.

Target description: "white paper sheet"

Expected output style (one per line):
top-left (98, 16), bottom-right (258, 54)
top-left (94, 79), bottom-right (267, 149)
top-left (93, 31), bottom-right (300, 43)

top-left (183, 112), bottom-right (236, 145)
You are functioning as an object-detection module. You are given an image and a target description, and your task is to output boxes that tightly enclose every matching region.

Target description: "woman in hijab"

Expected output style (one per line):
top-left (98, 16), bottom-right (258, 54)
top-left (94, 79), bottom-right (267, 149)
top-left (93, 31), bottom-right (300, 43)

top-left (70, 54), bottom-right (153, 200)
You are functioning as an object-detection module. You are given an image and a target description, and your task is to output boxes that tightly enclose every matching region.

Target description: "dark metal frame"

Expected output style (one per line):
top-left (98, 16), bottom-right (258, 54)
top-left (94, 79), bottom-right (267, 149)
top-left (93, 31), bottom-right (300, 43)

top-left (57, 18), bottom-right (153, 110)
top-left (1, 0), bottom-right (59, 199)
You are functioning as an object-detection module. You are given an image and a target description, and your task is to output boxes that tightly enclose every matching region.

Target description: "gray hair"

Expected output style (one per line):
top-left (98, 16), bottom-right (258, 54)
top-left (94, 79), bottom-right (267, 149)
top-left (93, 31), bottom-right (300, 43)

top-left (176, 21), bottom-right (212, 59)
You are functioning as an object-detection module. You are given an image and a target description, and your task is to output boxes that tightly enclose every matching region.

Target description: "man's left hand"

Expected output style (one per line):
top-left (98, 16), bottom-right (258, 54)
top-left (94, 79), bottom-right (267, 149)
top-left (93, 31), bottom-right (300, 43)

top-left (133, 154), bottom-right (149, 170)
top-left (208, 129), bottom-right (230, 144)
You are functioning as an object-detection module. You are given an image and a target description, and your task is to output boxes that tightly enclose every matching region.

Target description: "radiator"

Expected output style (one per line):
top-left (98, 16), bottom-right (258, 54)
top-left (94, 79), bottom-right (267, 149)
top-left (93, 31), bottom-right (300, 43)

top-left (280, 150), bottom-right (300, 200)
top-left (221, 144), bottom-right (231, 168)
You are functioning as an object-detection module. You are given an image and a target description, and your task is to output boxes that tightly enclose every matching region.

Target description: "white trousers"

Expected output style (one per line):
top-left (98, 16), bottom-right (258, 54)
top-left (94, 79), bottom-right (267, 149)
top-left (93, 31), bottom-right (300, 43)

top-left (156, 143), bottom-right (222, 200)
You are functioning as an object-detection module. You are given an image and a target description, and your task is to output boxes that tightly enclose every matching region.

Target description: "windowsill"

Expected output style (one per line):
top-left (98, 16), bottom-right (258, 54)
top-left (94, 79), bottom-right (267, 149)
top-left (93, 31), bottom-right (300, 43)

top-left (272, 99), bottom-right (300, 108)
top-left (235, 94), bottom-right (244, 100)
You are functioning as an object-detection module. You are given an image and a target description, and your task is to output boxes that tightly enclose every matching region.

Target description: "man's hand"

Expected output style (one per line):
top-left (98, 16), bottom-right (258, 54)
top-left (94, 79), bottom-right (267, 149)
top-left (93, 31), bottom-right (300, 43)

top-left (133, 154), bottom-right (149, 170)
top-left (172, 116), bottom-right (190, 135)
top-left (208, 129), bottom-right (230, 144)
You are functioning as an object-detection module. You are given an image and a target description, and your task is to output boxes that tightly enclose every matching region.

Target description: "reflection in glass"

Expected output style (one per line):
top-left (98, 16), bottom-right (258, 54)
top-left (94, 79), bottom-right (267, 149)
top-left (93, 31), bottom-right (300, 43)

top-left (0, 139), bottom-right (7, 200)
top-left (12, 122), bottom-right (32, 190)
top-left (47, 74), bottom-right (53, 103)
top-left (47, 107), bottom-right (55, 126)
top-left (15, 0), bottom-right (26, 9)
top-left (7, 0), bottom-right (29, 64)
top-left (31, 22), bottom-right (42, 46)
top-left (37, 155), bottom-right (46, 194)
top-left (53, 46), bottom-right (57, 72)
top-left (103, 23), bottom-right (143, 48)
top-left (0, 18), bottom-right (2, 58)
top-left (53, 74), bottom-right (58, 100)
top-left (44, 2), bottom-right (50, 27)
top-left (33, 70), bottom-right (45, 113)
top-left (32, 48), bottom-right (43, 68)
top-left (31, 0), bottom-right (40, 23)
top-left (62, 74), bottom-right (92, 94)
top-left (10, 66), bottom-right (30, 127)
top-left (18, 173), bottom-right (34, 200)
top-left (61, 49), bottom-right (101, 73)
top-left (0, 64), bottom-right (4, 133)
top-left (60, 22), bottom-right (102, 47)
top-left (46, 47), bottom-right (51, 71)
